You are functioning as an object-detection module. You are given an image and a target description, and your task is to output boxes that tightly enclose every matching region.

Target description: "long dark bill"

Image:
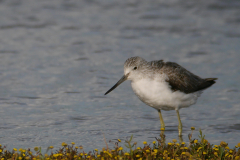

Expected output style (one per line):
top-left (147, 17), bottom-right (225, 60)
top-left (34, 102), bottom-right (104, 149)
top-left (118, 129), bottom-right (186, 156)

top-left (104, 75), bottom-right (128, 95)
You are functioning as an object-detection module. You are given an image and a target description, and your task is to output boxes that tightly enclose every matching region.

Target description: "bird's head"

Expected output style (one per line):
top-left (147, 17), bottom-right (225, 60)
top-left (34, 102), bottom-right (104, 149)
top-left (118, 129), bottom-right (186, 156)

top-left (105, 56), bottom-right (147, 95)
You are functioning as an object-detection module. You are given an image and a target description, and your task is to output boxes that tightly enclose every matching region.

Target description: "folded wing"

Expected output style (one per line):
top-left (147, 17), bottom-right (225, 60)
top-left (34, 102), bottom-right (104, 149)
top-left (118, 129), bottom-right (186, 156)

top-left (159, 61), bottom-right (217, 94)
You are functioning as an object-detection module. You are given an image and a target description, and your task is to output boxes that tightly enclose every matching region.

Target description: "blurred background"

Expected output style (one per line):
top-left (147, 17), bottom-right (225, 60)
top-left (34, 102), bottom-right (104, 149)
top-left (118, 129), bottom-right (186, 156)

top-left (0, 0), bottom-right (239, 151)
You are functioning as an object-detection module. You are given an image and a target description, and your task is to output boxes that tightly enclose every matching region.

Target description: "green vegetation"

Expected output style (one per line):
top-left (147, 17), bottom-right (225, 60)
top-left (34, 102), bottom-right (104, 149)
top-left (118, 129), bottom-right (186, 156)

top-left (0, 128), bottom-right (239, 160)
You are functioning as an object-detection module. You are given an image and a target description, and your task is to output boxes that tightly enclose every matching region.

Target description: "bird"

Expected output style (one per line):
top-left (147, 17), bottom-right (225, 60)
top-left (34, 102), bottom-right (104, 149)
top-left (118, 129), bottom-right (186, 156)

top-left (104, 56), bottom-right (217, 136)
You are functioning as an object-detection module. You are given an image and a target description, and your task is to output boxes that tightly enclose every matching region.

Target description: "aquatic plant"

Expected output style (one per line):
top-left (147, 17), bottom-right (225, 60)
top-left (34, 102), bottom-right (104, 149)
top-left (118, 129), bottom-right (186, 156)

top-left (0, 128), bottom-right (239, 160)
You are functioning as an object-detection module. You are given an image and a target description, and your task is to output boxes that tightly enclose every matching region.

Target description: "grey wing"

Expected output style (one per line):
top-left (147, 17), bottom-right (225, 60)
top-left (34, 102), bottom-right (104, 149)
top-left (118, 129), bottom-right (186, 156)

top-left (160, 62), bottom-right (217, 94)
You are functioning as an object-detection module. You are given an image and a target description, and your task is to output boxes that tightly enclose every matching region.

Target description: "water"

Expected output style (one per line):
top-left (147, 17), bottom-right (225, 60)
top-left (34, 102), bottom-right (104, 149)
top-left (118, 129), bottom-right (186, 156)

top-left (0, 0), bottom-right (239, 151)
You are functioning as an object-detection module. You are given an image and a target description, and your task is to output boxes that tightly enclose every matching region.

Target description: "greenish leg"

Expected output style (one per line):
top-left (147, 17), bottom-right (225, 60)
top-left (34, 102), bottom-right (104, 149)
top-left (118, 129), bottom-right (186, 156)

top-left (178, 135), bottom-right (183, 143)
top-left (176, 110), bottom-right (182, 136)
top-left (158, 109), bottom-right (165, 129)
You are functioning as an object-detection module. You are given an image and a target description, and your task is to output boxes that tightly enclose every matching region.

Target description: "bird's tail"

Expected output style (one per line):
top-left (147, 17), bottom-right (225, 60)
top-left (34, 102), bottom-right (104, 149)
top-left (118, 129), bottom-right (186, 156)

top-left (204, 78), bottom-right (218, 88)
top-left (197, 78), bottom-right (217, 91)
top-left (205, 78), bottom-right (218, 84)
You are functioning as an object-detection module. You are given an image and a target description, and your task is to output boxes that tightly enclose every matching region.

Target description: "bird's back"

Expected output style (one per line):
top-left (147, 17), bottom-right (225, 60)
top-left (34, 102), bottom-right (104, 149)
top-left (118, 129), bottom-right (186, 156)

top-left (148, 60), bottom-right (217, 94)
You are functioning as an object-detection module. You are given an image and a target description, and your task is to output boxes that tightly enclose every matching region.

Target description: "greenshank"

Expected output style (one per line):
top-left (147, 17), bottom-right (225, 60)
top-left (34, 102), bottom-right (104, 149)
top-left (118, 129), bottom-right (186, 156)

top-left (105, 56), bottom-right (217, 136)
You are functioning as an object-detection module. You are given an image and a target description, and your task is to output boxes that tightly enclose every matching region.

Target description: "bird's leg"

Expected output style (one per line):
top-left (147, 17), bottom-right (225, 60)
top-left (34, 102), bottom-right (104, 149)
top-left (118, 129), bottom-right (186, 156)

top-left (176, 110), bottom-right (182, 136)
top-left (178, 135), bottom-right (183, 143)
top-left (158, 109), bottom-right (165, 130)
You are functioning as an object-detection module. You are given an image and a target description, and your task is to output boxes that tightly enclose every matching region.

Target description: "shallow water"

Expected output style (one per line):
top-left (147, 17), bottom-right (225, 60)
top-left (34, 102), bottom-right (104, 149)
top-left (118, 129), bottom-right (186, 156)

top-left (0, 0), bottom-right (239, 151)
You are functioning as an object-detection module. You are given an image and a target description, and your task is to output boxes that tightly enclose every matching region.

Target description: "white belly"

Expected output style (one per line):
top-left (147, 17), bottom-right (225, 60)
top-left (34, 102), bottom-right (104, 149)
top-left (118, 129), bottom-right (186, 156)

top-left (131, 79), bottom-right (201, 111)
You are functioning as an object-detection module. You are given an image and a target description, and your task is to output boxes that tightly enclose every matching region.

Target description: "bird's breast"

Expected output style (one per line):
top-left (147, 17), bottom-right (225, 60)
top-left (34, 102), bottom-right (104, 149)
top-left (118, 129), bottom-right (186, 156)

top-left (131, 79), bottom-right (172, 107)
top-left (131, 78), bottom-right (199, 110)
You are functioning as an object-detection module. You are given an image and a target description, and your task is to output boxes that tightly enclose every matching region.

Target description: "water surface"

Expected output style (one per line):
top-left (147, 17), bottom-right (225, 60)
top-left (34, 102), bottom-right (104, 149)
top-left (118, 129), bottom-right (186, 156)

top-left (0, 0), bottom-right (239, 151)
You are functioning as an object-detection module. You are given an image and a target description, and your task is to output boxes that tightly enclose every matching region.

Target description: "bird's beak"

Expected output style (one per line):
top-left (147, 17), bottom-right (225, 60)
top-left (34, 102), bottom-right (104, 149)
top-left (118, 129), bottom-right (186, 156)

top-left (104, 74), bottom-right (129, 95)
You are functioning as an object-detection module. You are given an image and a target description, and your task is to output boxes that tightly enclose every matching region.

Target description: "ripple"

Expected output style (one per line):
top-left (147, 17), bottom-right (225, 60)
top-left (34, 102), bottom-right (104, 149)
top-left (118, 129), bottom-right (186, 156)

top-left (0, 50), bottom-right (18, 54)
top-left (229, 124), bottom-right (240, 130)
top-left (61, 26), bottom-right (81, 30)
top-left (64, 91), bottom-right (81, 94)
top-left (15, 96), bottom-right (41, 99)
top-left (187, 51), bottom-right (208, 57)
top-left (69, 116), bottom-right (90, 122)
top-left (75, 57), bottom-right (89, 61)
top-left (0, 22), bottom-right (56, 29)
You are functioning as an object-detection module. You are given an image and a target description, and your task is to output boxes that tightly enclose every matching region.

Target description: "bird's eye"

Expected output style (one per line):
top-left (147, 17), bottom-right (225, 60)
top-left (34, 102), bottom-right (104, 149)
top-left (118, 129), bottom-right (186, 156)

top-left (133, 67), bottom-right (137, 70)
